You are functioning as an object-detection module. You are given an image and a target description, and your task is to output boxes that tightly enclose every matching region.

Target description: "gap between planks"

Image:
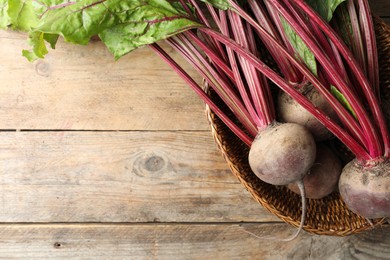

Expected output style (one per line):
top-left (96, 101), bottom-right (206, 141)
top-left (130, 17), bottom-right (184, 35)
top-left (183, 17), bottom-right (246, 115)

top-left (2, 129), bottom-right (212, 133)
top-left (0, 221), bottom-right (281, 226)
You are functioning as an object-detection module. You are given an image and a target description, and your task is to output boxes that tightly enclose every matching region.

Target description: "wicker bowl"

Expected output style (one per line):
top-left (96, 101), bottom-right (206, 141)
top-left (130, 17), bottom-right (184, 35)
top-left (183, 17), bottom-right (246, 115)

top-left (205, 17), bottom-right (390, 236)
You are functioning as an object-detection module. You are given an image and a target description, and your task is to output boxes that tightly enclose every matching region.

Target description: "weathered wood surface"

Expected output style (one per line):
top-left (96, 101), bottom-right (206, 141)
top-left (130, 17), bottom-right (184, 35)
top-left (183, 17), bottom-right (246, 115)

top-left (0, 224), bottom-right (389, 259)
top-left (0, 1), bottom-right (389, 259)
top-left (0, 31), bottom-right (205, 131)
top-left (0, 131), bottom-right (276, 222)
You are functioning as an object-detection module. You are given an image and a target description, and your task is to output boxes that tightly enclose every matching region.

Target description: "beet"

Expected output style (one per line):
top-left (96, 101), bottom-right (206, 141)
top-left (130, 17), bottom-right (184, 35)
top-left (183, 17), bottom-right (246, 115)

top-left (278, 87), bottom-right (337, 141)
top-left (248, 122), bottom-right (316, 186)
top-left (339, 159), bottom-right (390, 219)
top-left (288, 143), bottom-right (342, 199)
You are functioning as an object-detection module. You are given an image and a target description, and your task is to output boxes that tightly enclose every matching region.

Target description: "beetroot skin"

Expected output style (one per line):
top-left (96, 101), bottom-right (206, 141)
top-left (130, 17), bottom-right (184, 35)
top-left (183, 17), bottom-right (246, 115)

top-left (287, 143), bottom-right (342, 199)
top-left (278, 87), bottom-right (337, 141)
top-left (248, 122), bottom-right (316, 186)
top-left (339, 159), bottom-right (390, 219)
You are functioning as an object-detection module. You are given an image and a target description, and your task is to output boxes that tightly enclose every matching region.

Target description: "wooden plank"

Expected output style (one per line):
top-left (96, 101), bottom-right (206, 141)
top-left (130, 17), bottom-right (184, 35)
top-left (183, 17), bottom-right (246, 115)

top-left (0, 30), bottom-right (206, 131)
top-left (0, 223), bottom-right (388, 259)
top-left (369, 0), bottom-right (390, 17)
top-left (0, 131), bottom-right (278, 223)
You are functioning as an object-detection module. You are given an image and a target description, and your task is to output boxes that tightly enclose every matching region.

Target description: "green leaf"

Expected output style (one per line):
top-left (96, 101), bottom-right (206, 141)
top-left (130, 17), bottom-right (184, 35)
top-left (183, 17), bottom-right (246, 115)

top-left (27, 0), bottom-right (200, 59)
top-left (99, 10), bottom-right (201, 59)
top-left (330, 85), bottom-right (357, 118)
top-left (11, 1), bottom-right (82, 60)
top-left (281, 17), bottom-right (317, 75)
top-left (4, 1), bottom-right (80, 31)
top-left (22, 49), bottom-right (39, 61)
top-left (201, 0), bottom-right (247, 10)
top-left (33, 0), bottom-right (116, 45)
top-left (7, 0), bottom-right (39, 31)
top-left (0, 0), bottom-right (10, 29)
top-left (42, 33), bottom-right (59, 48)
top-left (279, 0), bottom-right (346, 76)
top-left (306, 0), bottom-right (346, 22)
top-left (34, 0), bottom-right (198, 44)
top-left (201, 0), bottom-right (231, 10)
top-left (22, 31), bottom-right (48, 61)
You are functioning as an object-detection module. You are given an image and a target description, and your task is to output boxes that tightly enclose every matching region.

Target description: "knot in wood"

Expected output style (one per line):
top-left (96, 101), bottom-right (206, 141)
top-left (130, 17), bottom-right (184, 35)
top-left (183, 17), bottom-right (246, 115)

top-left (53, 242), bottom-right (62, 249)
top-left (144, 156), bottom-right (165, 172)
top-left (35, 60), bottom-right (51, 77)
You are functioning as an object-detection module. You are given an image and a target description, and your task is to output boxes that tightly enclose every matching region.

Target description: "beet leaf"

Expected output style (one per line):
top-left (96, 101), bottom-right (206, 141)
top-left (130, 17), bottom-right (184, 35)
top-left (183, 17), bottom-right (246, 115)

top-left (280, 17), bottom-right (317, 75)
top-left (306, 0), bottom-right (346, 22)
top-left (10, 0), bottom-right (200, 60)
top-left (201, 0), bottom-right (232, 10)
top-left (3, 0), bottom-right (75, 31)
top-left (0, 0), bottom-right (10, 29)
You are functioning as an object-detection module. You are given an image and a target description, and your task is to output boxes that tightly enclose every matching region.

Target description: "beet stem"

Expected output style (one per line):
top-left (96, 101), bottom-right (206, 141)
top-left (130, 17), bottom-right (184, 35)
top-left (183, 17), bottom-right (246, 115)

top-left (225, 0), bottom-right (370, 157)
top-left (347, 0), bottom-right (368, 77)
top-left (227, 10), bottom-right (274, 126)
top-left (248, 0), bottom-right (301, 83)
top-left (357, 0), bottom-right (380, 99)
top-left (269, 0), bottom-right (383, 158)
top-left (170, 34), bottom-right (258, 136)
top-left (294, 0), bottom-right (389, 158)
top-left (149, 43), bottom-right (253, 145)
top-left (201, 27), bottom-right (371, 159)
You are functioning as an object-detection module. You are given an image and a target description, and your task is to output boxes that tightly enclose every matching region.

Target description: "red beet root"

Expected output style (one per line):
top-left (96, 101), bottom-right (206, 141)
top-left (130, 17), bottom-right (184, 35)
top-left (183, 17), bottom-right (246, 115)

top-left (339, 159), bottom-right (390, 219)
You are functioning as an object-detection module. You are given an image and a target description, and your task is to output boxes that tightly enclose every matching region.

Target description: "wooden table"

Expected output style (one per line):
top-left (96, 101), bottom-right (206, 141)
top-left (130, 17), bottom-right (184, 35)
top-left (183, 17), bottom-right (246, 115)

top-left (0, 1), bottom-right (389, 258)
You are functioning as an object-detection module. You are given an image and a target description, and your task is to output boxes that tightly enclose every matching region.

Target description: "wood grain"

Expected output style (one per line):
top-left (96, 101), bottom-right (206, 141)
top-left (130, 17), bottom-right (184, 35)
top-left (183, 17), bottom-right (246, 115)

top-left (0, 30), bottom-right (206, 131)
top-left (0, 131), bottom-right (277, 223)
top-left (0, 224), bottom-right (388, 259)
top-left (0, 1), bottom-right (389, 258)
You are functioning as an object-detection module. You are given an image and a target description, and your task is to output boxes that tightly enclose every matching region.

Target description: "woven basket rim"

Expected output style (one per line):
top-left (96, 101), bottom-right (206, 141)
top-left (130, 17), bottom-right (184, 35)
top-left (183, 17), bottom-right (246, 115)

top-left (205, 16), bottom-right (390, 236)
